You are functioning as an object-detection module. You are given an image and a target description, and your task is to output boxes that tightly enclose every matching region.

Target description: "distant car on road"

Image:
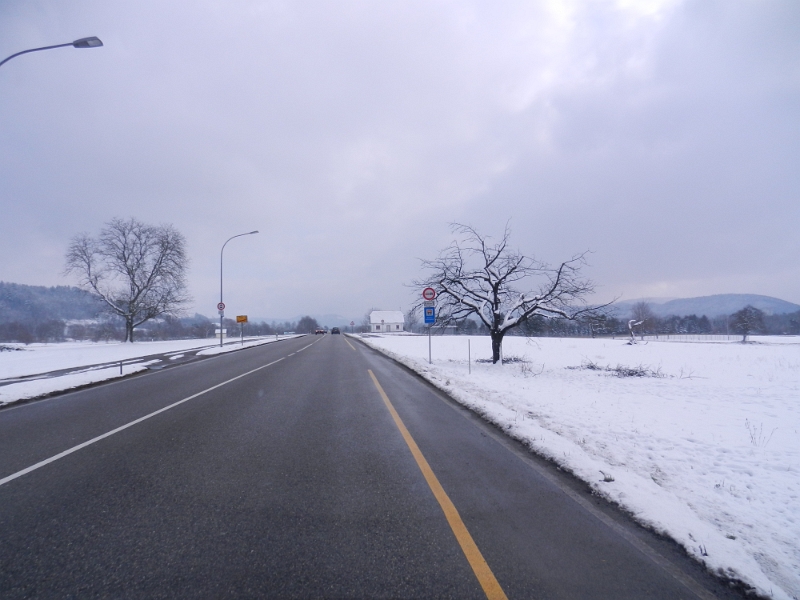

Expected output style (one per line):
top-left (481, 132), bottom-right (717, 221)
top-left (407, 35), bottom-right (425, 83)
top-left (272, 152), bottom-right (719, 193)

top-left (315, 328), bottom-right (326, 334)
top-left (331, 327), bottom-right (340, 334)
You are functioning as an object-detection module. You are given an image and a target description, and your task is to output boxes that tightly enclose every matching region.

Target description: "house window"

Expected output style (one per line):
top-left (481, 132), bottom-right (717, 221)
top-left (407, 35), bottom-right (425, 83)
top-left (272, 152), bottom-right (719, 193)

top-left (396, 325), bottom-right (400, 330)
top-left (376, 325), bottom-right (380, 330)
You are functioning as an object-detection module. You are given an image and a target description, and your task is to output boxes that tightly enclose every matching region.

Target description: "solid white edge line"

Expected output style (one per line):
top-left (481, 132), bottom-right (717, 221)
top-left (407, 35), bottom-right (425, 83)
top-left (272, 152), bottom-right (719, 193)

top-left (0, 357), bottom-right (286, 488)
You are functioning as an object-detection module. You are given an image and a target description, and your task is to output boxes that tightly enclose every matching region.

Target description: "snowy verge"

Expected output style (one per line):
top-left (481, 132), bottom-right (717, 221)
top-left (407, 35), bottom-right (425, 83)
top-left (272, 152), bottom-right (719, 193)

top-left (0, 361), bottom-right (157, 406)
top-left (0, 336), bottom-right (302, 407)
top-left (357, 334), bottom-right (799, 600)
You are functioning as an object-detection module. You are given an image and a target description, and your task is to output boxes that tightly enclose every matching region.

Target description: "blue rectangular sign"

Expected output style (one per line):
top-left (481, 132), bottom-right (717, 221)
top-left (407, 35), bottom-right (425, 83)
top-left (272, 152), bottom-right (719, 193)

top-left (424, 306), bottom-right (435, 324)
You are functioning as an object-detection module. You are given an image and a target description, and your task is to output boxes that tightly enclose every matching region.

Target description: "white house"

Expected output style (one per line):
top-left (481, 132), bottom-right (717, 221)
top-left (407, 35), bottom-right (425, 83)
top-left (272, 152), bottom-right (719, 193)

top-left (369, 310), bottom-right (404, 333)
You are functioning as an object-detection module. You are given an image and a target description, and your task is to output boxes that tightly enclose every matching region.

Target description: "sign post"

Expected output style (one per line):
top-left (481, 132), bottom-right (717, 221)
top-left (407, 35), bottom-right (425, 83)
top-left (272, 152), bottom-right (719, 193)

top-left (217, 302), bottom-right (226, 346)
top-left (422, 289), bottom-right (436, 364)
top-left (429, 325), bottom-right (432, 364)
top-left (237, 315), bottom-right (248, 345)
top-left (350, 320), bottom-right (355, 334)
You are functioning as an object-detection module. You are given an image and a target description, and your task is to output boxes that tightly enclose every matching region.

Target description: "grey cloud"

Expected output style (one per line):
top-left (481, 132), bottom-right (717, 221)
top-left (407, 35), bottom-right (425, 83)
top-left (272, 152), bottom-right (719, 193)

top-left (1, 0), bottom-right (797, 320)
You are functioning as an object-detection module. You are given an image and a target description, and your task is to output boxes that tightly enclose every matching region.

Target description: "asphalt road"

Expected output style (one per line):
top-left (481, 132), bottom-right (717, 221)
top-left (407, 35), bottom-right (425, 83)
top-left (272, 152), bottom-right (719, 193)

top-left (0, 334), bottom-right (742, 599)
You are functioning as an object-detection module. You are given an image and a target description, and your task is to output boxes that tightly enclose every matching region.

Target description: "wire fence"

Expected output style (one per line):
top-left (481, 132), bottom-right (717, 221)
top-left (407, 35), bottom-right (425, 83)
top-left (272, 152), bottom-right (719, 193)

top-left (640, 334), bottom-right (737, 342)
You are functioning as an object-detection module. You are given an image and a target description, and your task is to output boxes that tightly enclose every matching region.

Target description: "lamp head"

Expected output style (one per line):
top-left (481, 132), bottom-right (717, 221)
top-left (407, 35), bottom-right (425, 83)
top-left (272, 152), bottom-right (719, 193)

top-left (72, 37), bottom-right (103, 48)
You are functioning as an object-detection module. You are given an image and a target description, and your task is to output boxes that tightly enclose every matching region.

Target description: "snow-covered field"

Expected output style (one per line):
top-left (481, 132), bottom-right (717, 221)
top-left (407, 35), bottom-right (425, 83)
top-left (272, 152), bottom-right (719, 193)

top-left (358, 333), bottom-right (800, 600)
top-left (0, 336), bottom-right (300, 406)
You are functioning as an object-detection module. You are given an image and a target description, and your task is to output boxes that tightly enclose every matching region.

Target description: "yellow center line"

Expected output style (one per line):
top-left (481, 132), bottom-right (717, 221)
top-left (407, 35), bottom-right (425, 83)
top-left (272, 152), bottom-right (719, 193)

top-left (367, 369), bottom-right (508, 600)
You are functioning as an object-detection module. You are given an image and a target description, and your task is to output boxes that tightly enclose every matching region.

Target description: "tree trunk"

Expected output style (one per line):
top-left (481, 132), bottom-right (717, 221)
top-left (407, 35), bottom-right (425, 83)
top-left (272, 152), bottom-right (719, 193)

top-left (490, 330), bottom-right (504, 364)
top-left (125, 319), bottom-right (134, 343)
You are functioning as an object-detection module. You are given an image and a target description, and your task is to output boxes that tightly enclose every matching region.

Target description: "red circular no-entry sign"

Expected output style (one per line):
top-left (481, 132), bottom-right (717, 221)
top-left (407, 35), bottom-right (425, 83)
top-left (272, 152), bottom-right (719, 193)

top-left (422, 287), bottom-right (436, 301)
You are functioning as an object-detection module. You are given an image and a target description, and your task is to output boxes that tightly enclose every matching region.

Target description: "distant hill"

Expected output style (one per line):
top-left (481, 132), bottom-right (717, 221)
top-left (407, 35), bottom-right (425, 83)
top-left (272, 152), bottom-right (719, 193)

top-left (0, 281), bottom-right (104, 324)
top-left (610, 294), bottom-right (800, 318)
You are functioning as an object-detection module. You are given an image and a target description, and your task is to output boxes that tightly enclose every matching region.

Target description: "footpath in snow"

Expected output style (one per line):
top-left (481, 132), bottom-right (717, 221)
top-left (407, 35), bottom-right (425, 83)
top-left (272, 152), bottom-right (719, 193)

top-left (0, 336), bottom-right (300, 407)
top-left (357, 333), bottom-right (799, 600)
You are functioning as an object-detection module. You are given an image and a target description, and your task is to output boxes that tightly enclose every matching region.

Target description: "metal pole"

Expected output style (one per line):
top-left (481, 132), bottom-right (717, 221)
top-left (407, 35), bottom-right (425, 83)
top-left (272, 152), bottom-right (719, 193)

top-left (219, 231), bottom-right (259, 348)
top-left (428, 326), bottom-right (432, 364)
top-left (0, 43), bottom-right (70, 68)
top-left (468, 339), bottom-right (471, 374)
top-left (220, 244), bottom-right (224, 348)
top-left (0, 37), bottom-right (103, 68)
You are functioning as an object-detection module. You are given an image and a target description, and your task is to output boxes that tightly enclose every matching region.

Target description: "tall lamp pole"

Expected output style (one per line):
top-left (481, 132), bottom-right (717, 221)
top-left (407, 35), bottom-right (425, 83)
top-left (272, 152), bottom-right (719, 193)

top-left (0, 37), bottom-right (103, 68)
top-left (220, 231), bottom-right (259, 347)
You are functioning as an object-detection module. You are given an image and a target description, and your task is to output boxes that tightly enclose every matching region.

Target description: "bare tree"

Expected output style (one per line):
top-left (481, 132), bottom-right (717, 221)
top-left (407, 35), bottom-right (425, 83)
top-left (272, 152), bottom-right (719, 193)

top-left (631, 301), bottom-right (656, 334)
top-left (730, 305), bottom-right (765, 342)
top-left (296, 316), bottom-right (320, 333)
top-left (413, 223), bottom-right (600, 363)
top-left (65, 217), bottom-right (190, 342)
top-left (361, 307), bottom-right (378, 333)
top-left (405, 307), bottom-right (420, 334)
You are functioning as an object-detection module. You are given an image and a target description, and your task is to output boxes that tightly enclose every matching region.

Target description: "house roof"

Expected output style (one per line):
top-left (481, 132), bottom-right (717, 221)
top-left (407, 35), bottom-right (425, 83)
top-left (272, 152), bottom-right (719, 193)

top-left (369, 310), bottom-right (404, 324)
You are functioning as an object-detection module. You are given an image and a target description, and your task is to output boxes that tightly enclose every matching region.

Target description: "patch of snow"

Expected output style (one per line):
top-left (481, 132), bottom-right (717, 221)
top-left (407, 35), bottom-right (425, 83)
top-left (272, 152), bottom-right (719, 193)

top-left (0, 336), bottom-right (303, 406)
top-left (358, 334), bottom-right (799, 600)
top-left (0, 339), bottom-right (221, 380)
top-left (0, 361), bottom-right (156, 405)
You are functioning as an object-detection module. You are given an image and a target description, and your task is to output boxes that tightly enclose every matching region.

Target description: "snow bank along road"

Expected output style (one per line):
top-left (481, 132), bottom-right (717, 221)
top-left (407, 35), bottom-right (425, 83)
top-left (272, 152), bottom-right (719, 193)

top-left (359, 334), bottom-right (799, 599)
top-left (0, 334), bottom-right (742, 598)
top-left (0, 336), bottom-right (300, 406)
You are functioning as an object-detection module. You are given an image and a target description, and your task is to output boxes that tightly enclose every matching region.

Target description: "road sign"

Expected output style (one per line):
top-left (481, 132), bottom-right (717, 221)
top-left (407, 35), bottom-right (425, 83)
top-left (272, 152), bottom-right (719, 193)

top-left (423, 300), bottom-right (435, 308)
top-left (217, 302), bottom-right (225, 311)
top-left (422, 287), bottom-right (436, 301)
top-left (424, 306), bottom-right (435, 324)
top-left (350, 321), bottom-right (354, 326)
top-left (236, 315), bottom-right (248, 323)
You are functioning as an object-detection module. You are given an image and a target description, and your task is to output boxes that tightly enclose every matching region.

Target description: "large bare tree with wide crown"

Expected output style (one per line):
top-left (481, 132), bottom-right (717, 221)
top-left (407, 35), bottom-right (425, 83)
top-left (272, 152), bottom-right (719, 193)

top-left (65, 217), bottom-right (190, 342)
top-left (413, 223), bottom-right (600, 363)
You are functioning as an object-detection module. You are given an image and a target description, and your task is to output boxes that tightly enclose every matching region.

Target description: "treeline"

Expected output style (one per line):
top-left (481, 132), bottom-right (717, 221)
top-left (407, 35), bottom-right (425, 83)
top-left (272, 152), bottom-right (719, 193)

top-left (0, 282), bottom-right (105, 343)
top-left (131, 315), bottom-right (308, 341)
top-left (407, 310), bottom-right (800, 337)
top-left (0, 313), bottom-right (325, 344)
top-left (0, 282), bottom-right (333, 344)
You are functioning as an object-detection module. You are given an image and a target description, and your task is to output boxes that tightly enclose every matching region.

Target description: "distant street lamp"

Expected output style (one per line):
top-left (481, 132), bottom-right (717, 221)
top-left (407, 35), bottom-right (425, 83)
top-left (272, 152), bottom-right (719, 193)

top-left (220, 231), bottom-right (259, 347)
top-left (0, 37), bottom-right (103, 69)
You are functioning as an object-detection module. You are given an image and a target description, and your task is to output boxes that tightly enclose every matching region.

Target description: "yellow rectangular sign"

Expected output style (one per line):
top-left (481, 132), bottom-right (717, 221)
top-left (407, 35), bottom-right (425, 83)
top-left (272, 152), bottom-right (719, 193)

top-left (236, 315), bottom-right (248, 323)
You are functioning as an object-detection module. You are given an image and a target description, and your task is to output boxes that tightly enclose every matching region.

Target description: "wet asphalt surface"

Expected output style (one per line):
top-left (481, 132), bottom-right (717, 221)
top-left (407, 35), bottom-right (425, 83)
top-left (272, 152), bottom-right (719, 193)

top-left (0, 334), bottom-right (744, 598)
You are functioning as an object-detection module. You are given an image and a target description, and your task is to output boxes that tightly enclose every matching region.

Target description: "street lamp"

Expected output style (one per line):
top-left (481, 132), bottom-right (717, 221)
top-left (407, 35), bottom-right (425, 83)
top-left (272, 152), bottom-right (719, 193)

top-left (220, 231), bottom-right (259, 347)
top-left (0, 37), bottom-right (103, 69)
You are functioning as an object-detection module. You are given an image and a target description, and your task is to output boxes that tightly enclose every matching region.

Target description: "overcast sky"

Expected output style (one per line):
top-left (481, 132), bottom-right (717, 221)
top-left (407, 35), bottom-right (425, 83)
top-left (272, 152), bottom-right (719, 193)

top-left (1, 0), bottom-right (798, 322)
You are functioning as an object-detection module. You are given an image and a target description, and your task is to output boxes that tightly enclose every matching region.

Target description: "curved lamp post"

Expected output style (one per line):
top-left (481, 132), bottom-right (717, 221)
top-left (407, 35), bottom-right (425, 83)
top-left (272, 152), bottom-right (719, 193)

top-left (0, 37), bottom-right (103, 69)
top-left (220, 231), bottom-right (259, 347)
